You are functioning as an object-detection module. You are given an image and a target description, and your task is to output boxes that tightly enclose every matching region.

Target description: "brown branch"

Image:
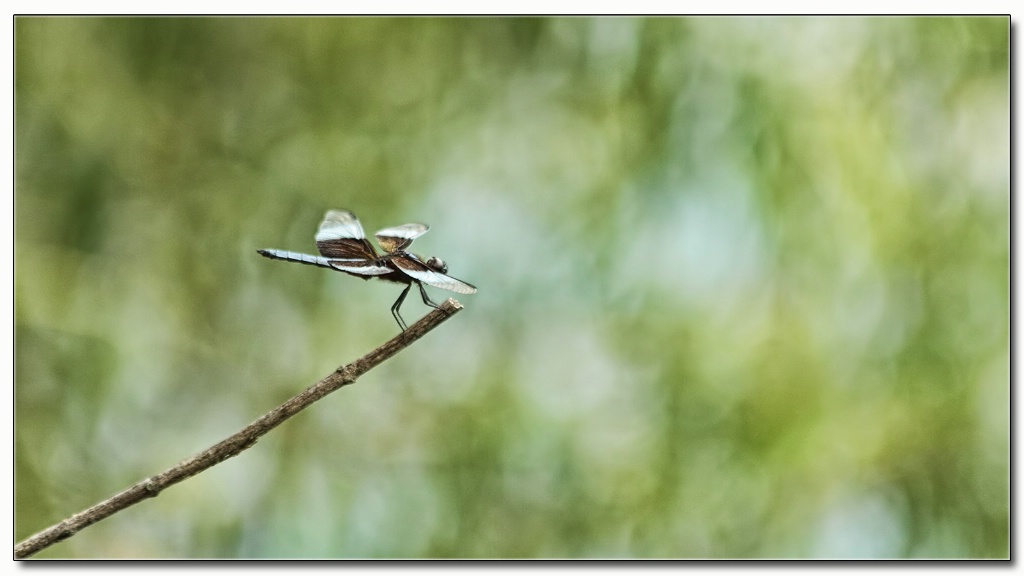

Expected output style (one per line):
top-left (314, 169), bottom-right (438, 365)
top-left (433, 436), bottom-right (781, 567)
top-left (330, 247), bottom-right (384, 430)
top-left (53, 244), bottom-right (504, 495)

top-left (14, 298), bottom-right (465, 559)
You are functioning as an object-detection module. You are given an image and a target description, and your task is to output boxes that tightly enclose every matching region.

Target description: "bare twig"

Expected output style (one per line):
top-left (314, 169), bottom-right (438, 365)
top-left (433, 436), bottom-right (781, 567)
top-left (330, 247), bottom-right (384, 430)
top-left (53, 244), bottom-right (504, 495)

top-left (14, 299), bottom-right (465, 559)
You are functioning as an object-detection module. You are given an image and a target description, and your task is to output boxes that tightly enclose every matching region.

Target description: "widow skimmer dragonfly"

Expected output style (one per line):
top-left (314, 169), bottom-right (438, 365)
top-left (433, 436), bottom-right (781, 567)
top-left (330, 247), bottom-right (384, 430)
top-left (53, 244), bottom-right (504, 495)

top-left (258, 210), bottom-right (477, 331)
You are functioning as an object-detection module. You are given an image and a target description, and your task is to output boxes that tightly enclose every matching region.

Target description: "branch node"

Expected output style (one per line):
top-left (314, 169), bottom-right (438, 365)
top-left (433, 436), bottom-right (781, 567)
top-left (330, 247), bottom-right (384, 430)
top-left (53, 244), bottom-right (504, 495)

top-left (335, 365), bottom-right (357, 383)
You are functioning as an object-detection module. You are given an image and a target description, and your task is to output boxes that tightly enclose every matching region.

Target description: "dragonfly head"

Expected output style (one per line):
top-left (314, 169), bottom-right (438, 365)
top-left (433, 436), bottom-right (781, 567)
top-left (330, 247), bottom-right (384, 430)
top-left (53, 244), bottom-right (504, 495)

top-left (425, 256), bottom-right (448, 274)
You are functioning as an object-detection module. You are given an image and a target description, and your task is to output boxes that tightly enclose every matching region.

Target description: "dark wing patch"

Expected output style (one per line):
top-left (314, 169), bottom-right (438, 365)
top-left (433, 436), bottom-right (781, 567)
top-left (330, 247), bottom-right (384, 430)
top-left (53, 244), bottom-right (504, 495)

top-left (315, 210), bottom-right (379, 260)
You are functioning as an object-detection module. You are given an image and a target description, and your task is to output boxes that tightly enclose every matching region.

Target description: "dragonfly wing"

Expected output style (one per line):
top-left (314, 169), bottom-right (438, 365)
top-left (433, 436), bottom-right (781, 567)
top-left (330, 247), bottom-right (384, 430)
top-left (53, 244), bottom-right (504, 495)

top-left (328, 261), bottom-right (393, 276)
top-left (392, 255), bottom-right (477, 294)
top-left (315, 210), bottom-right (380, 259)
top-left (375, 223), bottom-right (429, 253)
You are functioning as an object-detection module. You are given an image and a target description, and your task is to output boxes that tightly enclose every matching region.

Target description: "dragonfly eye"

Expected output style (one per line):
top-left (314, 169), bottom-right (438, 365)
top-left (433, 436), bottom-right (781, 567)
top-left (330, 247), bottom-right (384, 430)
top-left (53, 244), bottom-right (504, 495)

top-left (426, 257), bottom-right (447, 273)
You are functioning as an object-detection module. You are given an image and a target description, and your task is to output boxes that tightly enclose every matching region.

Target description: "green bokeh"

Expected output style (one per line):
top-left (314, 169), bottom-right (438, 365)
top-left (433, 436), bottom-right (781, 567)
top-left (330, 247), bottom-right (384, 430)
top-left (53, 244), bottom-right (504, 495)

top-left (15, 16), bottom-right (1008, 559)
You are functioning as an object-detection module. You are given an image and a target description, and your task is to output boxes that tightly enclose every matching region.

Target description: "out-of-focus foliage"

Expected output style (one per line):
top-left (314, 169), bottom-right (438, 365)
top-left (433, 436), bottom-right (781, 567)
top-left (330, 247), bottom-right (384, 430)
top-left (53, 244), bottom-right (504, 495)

top-left (15, 17), bottom-right (1007, 558)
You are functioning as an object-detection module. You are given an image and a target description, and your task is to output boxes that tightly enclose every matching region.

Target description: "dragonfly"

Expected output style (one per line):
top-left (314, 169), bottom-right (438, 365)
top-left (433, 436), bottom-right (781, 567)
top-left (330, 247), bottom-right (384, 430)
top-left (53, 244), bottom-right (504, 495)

top-left (258, 209), bottom-right (477, 331)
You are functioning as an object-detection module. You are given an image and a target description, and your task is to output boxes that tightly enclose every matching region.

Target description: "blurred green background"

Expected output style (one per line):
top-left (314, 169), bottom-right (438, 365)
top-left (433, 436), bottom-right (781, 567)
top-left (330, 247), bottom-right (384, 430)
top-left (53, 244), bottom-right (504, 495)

top-left (15, 16), bottom-right (1008, 559)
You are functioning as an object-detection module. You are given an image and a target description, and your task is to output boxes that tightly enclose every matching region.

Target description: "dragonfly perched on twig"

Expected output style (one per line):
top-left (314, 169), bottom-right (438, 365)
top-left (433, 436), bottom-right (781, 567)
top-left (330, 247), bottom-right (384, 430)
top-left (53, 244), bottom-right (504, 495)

top-left (258, 209), bottom-right (477, 331)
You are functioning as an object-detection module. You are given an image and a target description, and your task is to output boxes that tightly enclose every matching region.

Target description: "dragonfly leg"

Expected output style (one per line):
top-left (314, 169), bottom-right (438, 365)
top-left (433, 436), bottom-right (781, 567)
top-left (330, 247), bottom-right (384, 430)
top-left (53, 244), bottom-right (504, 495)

top-left (417, 281), bottom-right (441, 309)
top-left (391, 283), bottom-right (412, 331)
